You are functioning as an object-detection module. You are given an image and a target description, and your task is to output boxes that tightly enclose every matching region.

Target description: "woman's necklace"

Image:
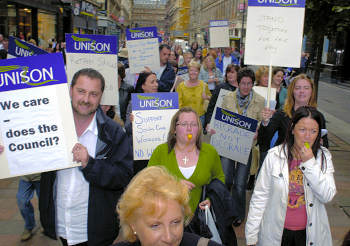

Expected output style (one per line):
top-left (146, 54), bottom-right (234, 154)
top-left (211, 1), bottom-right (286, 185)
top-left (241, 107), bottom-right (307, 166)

top-left (175, 144), bottom-right (196, 166)
top-left (176, 134), bottom-right (196, 166)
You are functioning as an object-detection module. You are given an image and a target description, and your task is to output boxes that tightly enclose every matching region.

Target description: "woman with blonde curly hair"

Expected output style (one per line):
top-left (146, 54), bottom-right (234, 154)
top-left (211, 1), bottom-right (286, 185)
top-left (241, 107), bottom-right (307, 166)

top-left (114, 166), bottom-right (222, 246)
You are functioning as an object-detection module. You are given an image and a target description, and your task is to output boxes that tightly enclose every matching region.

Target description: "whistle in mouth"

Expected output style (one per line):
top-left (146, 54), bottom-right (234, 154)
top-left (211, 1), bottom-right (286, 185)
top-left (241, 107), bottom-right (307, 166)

top-left (304, 142), bottom-right (310, 149)
top-left (187, 134), bottom-right (192, 140)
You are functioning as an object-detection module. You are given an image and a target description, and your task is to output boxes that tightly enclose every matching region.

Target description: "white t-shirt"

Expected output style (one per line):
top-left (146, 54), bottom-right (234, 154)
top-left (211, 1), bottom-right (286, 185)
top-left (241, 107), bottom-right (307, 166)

top-left (179, 165), bottom-right (196, 179)
top-left (223, 56), bottom-right (232, 74)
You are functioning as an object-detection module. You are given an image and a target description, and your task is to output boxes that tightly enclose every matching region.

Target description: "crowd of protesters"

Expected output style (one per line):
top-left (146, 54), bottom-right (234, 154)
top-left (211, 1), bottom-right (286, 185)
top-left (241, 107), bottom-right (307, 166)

top-left (0, 33), bottom-right (342, 246)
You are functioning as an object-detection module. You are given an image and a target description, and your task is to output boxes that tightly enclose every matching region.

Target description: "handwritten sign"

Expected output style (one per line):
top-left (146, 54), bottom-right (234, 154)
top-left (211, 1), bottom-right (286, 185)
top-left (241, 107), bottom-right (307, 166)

top-left (244, 0), bottom-right (305, 67)
top-left (132, 92), bottom-right (178, 160)
top-left (65, 34), bottom-right (119, 106)
top-left (8, 36), bottom-right (48, 58)
top-left (210, 107), bottom-right (258, 164)
top-left (209, 20), bottom-right (230, 48)
top-left (126, 27), bottom-right (160, 74)
top-left (0, 53), bottom-right (78, 179)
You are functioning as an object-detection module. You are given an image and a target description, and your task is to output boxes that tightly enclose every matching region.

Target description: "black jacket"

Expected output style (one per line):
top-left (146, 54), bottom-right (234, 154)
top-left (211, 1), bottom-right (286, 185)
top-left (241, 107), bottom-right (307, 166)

top-left (113, 232), bottom-right (223, 246)
top-left (119, 82), bottom-right (134, 122)
top-left (258, 109), bottom-right (329, 152)
top-left (206, 179), bottom-right (238, 246)
top-left (158, 62), bottom-right (176, 92)
top-left (204, 82), bottom-right (237, 129)
top-left (39, 107), bottom-right (133, 246)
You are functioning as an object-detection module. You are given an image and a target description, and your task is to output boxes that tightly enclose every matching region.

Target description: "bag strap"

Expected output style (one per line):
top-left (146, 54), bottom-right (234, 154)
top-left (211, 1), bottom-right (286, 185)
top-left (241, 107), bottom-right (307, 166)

top-left (197, 237), bottom-right (210, 246)
top-left (201, 185), bottom-right (207, 201)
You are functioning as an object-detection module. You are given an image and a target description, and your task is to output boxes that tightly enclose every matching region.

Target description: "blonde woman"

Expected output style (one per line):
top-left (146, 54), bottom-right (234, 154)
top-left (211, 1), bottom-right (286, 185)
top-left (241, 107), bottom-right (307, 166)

top-left (115, 166), bottom-right (223, 246)
top-left (176, 61), bottom-right (211, 126)
top-left (199, 55), bottom-right (224, 92)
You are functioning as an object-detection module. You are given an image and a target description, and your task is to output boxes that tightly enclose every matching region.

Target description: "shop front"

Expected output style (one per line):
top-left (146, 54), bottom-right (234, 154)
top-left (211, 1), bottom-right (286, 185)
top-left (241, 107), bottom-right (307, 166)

top-left (72, 0), bottom-right (99, 34)
top-left (0, 0), bottom-right (62, 48)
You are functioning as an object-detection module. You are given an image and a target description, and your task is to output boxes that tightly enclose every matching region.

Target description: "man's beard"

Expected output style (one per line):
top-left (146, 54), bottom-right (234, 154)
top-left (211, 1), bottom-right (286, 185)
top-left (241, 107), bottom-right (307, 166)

top-left (73, 102), bottom-right (97, 117)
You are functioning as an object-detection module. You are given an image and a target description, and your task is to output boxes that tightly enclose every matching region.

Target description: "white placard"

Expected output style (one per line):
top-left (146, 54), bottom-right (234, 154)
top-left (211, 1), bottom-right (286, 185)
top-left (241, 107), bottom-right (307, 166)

top-left (245, 5), bottom-right (305, 67)
top-left (66, 53), bottom-right (119, 106)
top-left (253, 86), bottom-right (277, 101)
top-left (210, 26), bottom-right (230, 48)
top-left (209, 89), bottom-right (232, 126)
top-left (0, 86), bottom-right (78, 176)
top-left (210, 107), bottom-right (258, 164)
top-left (0, 53), bottom-right (78, 179)
top-left (132, 93), bottom-right (178, 160)
top-left (127, 38), bottom-right (160, 74)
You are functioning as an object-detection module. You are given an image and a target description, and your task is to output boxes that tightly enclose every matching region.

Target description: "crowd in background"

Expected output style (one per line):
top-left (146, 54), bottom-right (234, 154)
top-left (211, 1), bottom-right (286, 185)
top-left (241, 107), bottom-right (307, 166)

top-left (0, 33), bottom-right (344, 246)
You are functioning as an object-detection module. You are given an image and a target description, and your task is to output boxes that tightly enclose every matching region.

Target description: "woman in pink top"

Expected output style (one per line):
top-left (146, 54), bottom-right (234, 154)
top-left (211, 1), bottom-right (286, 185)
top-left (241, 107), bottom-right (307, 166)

top-left (245, 106), bottom-right (336, 246)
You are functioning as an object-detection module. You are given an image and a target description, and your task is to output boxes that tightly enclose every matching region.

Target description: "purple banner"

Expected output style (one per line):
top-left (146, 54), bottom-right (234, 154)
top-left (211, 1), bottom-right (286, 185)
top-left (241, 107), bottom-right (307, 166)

top-left (8, 36), bottom-right (48, 57)
top-left (132, 92), bottom-right (179, 111)
top-left (248, 0), bottom-right (305, 8)
top-left (126, 27), bottom-right (158, 41)
top-left (65, 33), bottom-right (118, 54)
top-left (215, 107), bottom-right (258, 133)
top-left (0, 53), bottom-right (67, 92)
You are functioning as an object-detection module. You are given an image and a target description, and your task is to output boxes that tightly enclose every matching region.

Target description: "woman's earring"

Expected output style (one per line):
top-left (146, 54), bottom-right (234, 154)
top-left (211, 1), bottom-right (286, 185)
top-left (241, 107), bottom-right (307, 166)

top-left (134, 231), bottom-right (137, 235)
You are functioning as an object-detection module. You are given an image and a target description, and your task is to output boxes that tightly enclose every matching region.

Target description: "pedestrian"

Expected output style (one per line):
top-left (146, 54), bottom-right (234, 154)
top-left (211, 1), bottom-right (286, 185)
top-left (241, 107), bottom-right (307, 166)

top-left (215, 47), bottom-right (239, 74)
top-left (211, 68), bottom-right (264, 226)
top-left (199, 55), bottom-right (224, 92)
top-left (16, 174), bottom-right (41, 241)
top-left (148, 107), bottom-right (225, 213)
top-left (246, 106), bottom-right (336, 246)
top-left (39, 68), bottom-right (133, 246)
top-left (176, 61), bottom-right (211, 127)
top-left (156, 44), bottom-right (176, 92)
top-left (258, 74), bottom-right (329, 172)
top-left (124, 71), bottom-right (158, 175)
top-left (0, 147), bottom-right (40, 242)
top-left (114, 166), bottom-right (223, 246)
top-left (204, 64), bottom-right (239, 130)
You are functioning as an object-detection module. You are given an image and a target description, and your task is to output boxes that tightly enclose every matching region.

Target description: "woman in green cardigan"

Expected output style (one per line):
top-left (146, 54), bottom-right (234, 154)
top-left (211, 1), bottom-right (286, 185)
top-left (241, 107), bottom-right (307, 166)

top-left (148, 107), bottom-right (225, 213)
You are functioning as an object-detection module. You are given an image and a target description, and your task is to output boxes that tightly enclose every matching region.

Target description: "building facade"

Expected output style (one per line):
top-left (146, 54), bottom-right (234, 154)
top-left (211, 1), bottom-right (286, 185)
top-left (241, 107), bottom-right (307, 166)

top-left (167, 0), bottom-right (190, 40)
top-left (188, 0), bottom-right (247, 49)
top-left (0, 0), bottom-right (68, 47)
top-left (131, 1), bottom-right (167, 33)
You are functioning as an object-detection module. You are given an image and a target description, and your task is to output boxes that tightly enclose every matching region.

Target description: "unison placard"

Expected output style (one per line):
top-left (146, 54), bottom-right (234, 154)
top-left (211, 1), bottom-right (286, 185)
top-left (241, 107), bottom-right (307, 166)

top-left (209, 20), bottom-right (230, 48)
top-left (126, 27), bottom-right (160, 74)
top-left (65, 33), bottom-right (119, 106)
top-left (132, 92), bottom-right (178, 160)
top-left (244, 0), bottom-right (306, 67)
top-left (0, 53), bottom-right (78, 178)
top-left (210, 107), bottom-right (258, 164)
top-left (8, 36), bottom-right (48, 58)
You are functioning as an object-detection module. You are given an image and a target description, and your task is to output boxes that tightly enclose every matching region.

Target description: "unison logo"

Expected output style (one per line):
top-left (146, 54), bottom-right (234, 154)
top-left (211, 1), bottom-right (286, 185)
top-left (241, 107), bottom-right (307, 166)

top-left (257, 0), bottom-right (299, 6)
top-left (129, 29), bottom-right (155, 39)
top-left (220, 109), bottom-right (252, 130)
top-left (0, 65), bottom-right (58, 87)
top-left (14, 39), bottom-right (34, 57)
top-left (71, 35), bottom-right (111, 53)
top-left (137, 95), bottom-right (173, 109)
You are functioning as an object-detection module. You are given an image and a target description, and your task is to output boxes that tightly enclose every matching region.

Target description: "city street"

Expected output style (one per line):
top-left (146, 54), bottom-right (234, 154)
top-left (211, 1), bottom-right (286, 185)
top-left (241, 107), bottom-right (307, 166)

top-left (0, 80), bottom-right (349, 246)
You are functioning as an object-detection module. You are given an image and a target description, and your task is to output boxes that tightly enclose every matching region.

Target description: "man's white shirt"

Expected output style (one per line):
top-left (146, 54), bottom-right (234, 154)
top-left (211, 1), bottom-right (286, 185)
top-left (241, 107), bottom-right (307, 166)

top-left (56, 113), bottom-right (98, 245)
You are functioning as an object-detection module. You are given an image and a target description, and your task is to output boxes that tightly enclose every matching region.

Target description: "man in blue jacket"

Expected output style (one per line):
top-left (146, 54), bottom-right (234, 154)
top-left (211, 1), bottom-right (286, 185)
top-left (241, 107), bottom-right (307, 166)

top-left (39, 68), bottom-right (133, 246)
top-left (215, 47), bottom-right (239, 74)
top-left (156, 44), bottom-right (175, 92)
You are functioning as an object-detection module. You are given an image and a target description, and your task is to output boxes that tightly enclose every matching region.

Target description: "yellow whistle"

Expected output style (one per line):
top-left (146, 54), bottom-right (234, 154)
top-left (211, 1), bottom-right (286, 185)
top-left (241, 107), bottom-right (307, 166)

top-left (187, 134), bottom-right (192, 140)
top-left (304, 142), bottom-right (310, 149)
